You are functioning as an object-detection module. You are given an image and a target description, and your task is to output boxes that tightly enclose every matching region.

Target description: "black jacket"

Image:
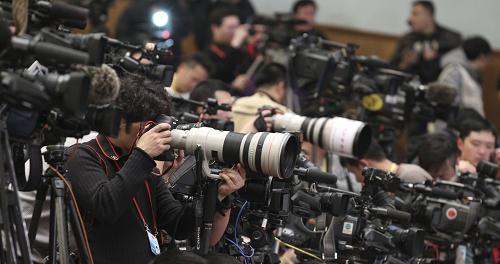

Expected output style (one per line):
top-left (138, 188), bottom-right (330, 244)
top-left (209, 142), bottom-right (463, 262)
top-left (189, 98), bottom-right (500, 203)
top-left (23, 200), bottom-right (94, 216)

top-left (65, 135), bottom-right (194, 264)
top-left (391, 24), bottom-right (461, 84)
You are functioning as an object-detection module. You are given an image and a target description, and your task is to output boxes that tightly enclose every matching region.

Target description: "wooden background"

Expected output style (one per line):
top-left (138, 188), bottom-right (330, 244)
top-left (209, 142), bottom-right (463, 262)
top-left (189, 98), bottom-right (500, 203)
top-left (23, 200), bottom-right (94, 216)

top-left (104, 0), bottom-right (500, 130)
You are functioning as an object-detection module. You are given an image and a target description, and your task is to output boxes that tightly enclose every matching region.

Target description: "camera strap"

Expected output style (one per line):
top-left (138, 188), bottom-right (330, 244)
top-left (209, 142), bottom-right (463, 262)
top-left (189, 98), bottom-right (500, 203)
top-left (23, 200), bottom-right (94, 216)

top-left (88, 136), bottom-right (161, 253)
top-left (99, 136), bottom-right (158, 234)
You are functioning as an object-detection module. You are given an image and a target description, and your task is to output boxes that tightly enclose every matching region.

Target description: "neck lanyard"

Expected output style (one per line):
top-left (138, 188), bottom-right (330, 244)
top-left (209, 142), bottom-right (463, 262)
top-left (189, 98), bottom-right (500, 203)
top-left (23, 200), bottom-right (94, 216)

top-left (100, 136), bottom-right (158, 235)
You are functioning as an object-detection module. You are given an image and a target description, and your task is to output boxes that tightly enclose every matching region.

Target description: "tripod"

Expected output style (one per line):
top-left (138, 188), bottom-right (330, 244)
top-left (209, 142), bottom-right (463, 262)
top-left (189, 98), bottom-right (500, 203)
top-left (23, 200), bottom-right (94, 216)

top-left (0, 105), bottom-right (33, 264)
top-left (28, 144), bottom-right (91, 264)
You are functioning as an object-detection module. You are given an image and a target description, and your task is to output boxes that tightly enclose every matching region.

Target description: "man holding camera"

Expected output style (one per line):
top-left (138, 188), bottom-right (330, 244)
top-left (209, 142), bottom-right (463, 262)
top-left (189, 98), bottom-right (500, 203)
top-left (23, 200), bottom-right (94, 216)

top-left (456, 118), bottom-right (497, 174)
top-left (65, 74), bottom-right (245, 263)
top-left (391, 1), bottom-right (461, 83)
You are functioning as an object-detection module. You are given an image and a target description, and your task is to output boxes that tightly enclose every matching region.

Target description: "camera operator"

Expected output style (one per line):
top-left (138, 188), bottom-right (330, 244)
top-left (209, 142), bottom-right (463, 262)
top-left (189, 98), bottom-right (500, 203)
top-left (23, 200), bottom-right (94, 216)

top-left (231, 63), bottom-right (290, 132)
top-left (64, 74), bottom-right (245, 263)
top-left (439, 36), bottom-right (492, 116)
top-left (390, 1), bottom-right (461, 84)
top-left (456, 118), bottom-right (498, 174)
top-left (416, 131), bottom-right (459, 181)
top-left (166, 53), bottom-right (215, 99)
top-left (342, 140), bottom-right (433, 184)
top-left (291, 0), bottom-right (326, 39)
top-left (203, 7), bottom-right (252, 95)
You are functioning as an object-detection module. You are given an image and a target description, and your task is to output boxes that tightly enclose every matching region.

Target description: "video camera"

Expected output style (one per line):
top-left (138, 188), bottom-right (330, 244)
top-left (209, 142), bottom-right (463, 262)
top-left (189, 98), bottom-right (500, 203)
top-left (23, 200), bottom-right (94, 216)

top-left (331, 168), bottom-right (424, 263)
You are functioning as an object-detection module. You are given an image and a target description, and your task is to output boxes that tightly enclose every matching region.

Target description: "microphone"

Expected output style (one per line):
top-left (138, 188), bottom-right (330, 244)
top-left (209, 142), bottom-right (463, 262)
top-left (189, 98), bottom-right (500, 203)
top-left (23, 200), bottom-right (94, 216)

top-left (294, 167), bottom-right (337, 185)
top-left (370, 207), bottom-right (412, 222)
top-left (75, 64), bottom-right (120, 105)
top-left (425, 82), bottom-right (457, 106)
top-left (402, 183), bottom-right (459, 200)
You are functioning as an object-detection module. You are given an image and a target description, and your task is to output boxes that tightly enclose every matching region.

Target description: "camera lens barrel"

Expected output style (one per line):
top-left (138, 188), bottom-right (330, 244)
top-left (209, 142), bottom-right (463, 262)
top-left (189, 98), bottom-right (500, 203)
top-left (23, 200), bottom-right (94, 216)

top-left (170, 127), bottom-right (299, 179)
top-left (273, 113), bottom-right (371, 158)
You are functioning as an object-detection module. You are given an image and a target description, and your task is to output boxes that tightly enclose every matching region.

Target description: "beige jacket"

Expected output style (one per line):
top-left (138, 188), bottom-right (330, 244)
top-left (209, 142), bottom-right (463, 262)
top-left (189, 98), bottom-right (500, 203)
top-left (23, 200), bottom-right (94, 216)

top-left (231, 92), bottom-right (291, 132)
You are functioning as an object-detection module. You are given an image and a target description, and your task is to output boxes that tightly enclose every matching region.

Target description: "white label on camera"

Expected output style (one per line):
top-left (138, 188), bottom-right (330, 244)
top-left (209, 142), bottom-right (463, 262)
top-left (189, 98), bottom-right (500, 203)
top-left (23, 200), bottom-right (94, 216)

top-left (342, 222), bottom-right (354, 235)
top-left (26, 61), bottom-right (48, 76)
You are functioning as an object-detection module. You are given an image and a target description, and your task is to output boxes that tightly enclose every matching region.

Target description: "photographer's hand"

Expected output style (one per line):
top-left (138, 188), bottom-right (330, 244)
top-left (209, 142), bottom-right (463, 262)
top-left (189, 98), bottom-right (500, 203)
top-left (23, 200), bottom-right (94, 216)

top-left (217, 164), bottom-right (246, 201)
top-left (160, 150), bottom-right (185, 181)
top-left (136, 123), bottom-right (172, 158)
top-left (457, 160), bottom-right (477, 174)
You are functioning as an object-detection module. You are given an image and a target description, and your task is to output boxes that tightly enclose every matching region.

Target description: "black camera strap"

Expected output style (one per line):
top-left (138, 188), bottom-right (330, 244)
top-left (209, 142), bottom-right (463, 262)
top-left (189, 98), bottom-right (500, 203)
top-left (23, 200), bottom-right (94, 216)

top-left (80, 137), bottom-right (161, 244)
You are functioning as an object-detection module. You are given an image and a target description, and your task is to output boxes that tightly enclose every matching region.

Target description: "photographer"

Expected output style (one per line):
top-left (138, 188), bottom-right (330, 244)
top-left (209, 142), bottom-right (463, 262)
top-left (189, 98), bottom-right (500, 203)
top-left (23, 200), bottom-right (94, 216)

top-left (439, 36), bottom-right (492, 116)
top-left (342, 140), bottom-right (433, 184)
top-left (232, 63), bottom-right (291, 132)
top-left (456, 118), bottom-right (497, 174)
top-left (203, 7), bottom-right (252, 94)
top-left (65, 74), bottom-right (245, 263)
top-left (390, 1), bottom-right (461, 83)
top-left (166, 54), bottom-right (215, 99)
top-left (416, 131), bottom-right (459, 181)
top-left (189, 79), bottom-right (234, 120)
top-left (291, 0), bottom-right (326, 39)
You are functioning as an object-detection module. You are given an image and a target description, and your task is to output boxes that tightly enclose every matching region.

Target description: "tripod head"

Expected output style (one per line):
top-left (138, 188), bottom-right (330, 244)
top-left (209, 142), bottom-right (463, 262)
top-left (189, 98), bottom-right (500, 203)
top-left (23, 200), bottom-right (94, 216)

top-left (43, 144), bottom-right (66, 168)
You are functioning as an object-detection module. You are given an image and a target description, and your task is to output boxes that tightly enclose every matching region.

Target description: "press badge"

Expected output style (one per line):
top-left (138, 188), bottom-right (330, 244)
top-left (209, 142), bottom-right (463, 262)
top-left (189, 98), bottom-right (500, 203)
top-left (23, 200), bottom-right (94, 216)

top-left (147, 230), bottom-right (161, 255)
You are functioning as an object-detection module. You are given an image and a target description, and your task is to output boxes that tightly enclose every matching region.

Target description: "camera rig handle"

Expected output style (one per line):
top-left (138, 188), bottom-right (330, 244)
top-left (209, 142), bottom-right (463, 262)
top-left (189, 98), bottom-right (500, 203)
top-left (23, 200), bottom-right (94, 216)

top-left (193, 145), bottom-right (221, 255)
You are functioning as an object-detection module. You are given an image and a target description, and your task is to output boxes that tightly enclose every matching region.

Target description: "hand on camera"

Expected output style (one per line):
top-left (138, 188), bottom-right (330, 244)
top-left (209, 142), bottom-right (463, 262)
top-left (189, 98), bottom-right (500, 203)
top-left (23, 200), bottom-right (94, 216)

top-left (136, 123), bottom-right (172, 158)
top-left (231, 24), bottom-right (250, 49)
top-left (399, 49), bottom-right (419, 69)
top-left (158, 150), bottom-right (185, 181)
top-left (457, 160), bottom-right (477, 174)
top-left (217, 164), bottom-right (246, 201)
top-left (231, 74), bottom-right (250, 91)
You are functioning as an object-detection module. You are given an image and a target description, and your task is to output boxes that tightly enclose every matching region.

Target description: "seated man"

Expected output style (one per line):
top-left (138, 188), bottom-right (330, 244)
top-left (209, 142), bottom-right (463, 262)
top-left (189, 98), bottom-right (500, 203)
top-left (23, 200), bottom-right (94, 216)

top-left (166, 53), bottom-right (214, 99)
top-left (65, 74), bottom-right (245, 263)
top-left (342, 140), bottom-right (433, 184)
top-left (417, 131), bottom-right (458, 181)
top-left (231, 63), bottom-right (291, 132)
top-left (456, 118), bottom-right (497, 174)
top-left (187, 79), bottom-right (235, 131)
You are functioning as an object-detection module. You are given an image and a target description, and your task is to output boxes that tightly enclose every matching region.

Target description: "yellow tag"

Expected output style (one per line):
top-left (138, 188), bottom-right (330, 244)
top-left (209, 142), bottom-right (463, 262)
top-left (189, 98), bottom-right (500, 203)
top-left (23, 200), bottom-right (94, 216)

top-left (362, 94), bottom-right (384, 112)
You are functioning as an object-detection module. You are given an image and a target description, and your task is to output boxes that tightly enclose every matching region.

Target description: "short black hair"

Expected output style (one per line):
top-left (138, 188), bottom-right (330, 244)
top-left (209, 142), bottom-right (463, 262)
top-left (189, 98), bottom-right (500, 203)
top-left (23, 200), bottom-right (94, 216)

top-left (293, 0), bottom-right (317, 14)
top-left (340, 139), bottom-right (386, 166)
top-left (363, 140), bottom-right (387, 162)
top-left (462, 36), bottom-right (492, 61)
top-left (254, 63), bottom-right (287, 88)
top-left (418, 132), bottom-right (458, 172)
top-left (189, 79), bottom-right (231, 105)
top-left (181, 53), bottom-right (215, 76)
top-left (149, 249), bottom-right (208, 264)
top-left (412, 1), bottom-right (435, 16)
top-left (210, 7), bottom-right (239, 26)
top-left (115, 74), bottom-right (170, 123)
top-left (458, 118), bottom-right (497, 140)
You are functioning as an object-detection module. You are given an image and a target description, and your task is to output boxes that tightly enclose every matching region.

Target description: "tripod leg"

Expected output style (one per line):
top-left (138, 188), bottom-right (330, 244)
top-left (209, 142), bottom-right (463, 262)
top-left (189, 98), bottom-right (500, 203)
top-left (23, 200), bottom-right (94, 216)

top-left (0, 141), bottom-right (16, 263)
top-left (1, 125), bottom-right (33, 264)
top-left (52, 177), bottom-right (69, 264)
top-left (28, 180), bottom-right (49, 245)
top-left (49, 186), bottom-right (57, 264)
